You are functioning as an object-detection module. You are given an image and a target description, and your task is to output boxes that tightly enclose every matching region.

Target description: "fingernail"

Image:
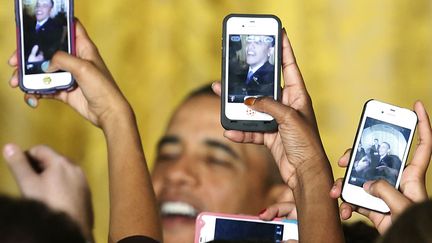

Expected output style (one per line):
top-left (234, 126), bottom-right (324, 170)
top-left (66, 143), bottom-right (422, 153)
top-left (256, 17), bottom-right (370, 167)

top-left (244, 97), bottom-right (257, 106)
top-left (41, 60), bottom-right (50, 73)
top-left (211, 82), bottom-right (216, 89)
top-left (26, 98), bottom-right (37, 108)
top-left (363, 181), bottom-right (373, 192)
top-left (3, 144), bottom-right (16, 158)
top-left (258, 208), bottom-right (267, 215)
top-left (331, 184), bottom-right (337, 192)
top-left (341, 208), bottom-right (347, 218)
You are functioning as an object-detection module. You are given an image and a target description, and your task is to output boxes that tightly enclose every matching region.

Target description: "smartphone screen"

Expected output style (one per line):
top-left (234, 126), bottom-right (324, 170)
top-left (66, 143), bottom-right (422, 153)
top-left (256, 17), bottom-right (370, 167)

top-left (214, 218), bottom-right (284, 242)
top-left (195, 213), bottom-right (298, 243)
top-left (17, 0), bottom-right (74, 92)
top-left (227, 34), bottom-right (276, 104)
top-left (222, 15), bottom-right (281, 124)
top-left (342, 100), bottom-right (417, 213)
top-left (348, 117), bottom-right (413, 187)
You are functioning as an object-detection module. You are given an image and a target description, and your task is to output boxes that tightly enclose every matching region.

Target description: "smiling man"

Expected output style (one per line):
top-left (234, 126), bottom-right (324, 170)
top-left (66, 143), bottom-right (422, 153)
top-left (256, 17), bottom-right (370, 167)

top-left (151, 85), bottom-right (287, 243)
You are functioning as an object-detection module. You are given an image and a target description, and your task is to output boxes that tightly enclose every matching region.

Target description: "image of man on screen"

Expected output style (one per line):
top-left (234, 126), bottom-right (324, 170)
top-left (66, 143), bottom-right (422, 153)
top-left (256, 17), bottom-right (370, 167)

top-left (228, 35), bottom-right (275, 103)
top-left (24, 0), bottom-right (68, 74)
top-left (370, 142), bottom-right (402, 186)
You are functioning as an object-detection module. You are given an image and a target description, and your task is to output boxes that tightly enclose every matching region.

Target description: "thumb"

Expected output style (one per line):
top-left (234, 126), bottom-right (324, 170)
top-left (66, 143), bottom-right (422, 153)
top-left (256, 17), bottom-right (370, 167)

top-left (30, 45), bottom-right (39, 56)
top-left (363, 180), bottom-right (411, 215)
top-left (244, 97), bottom-right (298, 125)
top-left (45, 51), bottom-right (104, 92)
top-left (3, 144), bottom-right (37, 189)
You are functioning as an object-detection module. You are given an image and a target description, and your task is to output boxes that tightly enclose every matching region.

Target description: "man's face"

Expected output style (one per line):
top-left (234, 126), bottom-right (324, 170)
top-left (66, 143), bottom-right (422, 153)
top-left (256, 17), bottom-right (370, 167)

top-left (245, 35), bottom-right (272, 68)
top-left (35, 0), bottom-right (52, 22)
top-left (152, 95), bottom-right (273, 243)
top-left (379, 143), bottom-right (389, 156)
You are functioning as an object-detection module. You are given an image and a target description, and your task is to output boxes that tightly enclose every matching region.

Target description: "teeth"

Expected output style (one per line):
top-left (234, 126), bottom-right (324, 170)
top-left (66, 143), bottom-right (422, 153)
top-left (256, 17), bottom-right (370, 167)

top-left (247, 51), bottom-right (255, 55)
top-left (161, 201), bottom-right (198, 217)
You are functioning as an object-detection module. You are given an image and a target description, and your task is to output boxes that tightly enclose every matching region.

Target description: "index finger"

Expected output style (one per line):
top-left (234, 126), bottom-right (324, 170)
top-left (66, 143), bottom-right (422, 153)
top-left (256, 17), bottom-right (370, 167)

top-left (8, 51), bottom-right (17, 67)
top-left (281, 30), bottom-right (305, 92)
top-left (74, 20), bottom-right (111, 75)
top-left (408, 101), bottom-right (432, 175)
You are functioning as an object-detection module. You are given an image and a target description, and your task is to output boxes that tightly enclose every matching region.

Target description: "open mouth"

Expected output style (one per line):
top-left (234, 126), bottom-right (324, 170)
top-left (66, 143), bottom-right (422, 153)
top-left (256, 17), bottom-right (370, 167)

top-left (161, 201), bottom-right (199, 219)
top-left (247, 51), bottom-right (256, 56)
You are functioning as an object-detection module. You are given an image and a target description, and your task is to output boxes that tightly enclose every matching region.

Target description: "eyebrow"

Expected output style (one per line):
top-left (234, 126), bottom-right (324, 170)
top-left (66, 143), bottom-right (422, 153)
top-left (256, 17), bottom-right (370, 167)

top-left (157, 136), bottom-right (180, 151)
top-left (205, 139), bottom-right (239, 159)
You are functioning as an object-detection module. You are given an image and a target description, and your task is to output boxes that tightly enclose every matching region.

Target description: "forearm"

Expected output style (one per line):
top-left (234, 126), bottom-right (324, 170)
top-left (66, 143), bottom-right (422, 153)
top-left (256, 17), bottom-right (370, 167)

top-left (294, 155), bottom-right (344, 243)
top-left (102, 108), bottom-right (162, 242)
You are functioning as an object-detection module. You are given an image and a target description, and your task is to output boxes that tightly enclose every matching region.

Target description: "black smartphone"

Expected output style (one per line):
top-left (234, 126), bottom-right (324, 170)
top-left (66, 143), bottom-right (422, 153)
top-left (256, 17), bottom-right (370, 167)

top-left (15, 0), bottom-right (75, 94)
top-left (221, 14), bottom-right (282, 132)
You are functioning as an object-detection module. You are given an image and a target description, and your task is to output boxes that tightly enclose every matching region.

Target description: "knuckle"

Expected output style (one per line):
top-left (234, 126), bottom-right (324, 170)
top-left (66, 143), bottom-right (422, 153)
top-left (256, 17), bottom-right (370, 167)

top-left (78, 60), bottom-right (94, 75)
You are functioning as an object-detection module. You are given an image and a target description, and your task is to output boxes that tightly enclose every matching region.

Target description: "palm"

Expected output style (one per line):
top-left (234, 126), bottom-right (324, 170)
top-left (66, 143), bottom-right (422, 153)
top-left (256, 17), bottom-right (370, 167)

top-left (53, 88), bottom-right (99, 126)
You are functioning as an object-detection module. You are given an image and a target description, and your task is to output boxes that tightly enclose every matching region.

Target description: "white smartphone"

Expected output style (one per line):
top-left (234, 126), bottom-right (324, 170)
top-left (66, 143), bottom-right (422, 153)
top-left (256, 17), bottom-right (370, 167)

top-left (341, 99), bottom-right (418, 213)
top-left (194, 212), bottom-right (298, 243)
top-left (15, 0), bottom-right (75, 94)
top-left (221, 14), bottom-right (282, 132)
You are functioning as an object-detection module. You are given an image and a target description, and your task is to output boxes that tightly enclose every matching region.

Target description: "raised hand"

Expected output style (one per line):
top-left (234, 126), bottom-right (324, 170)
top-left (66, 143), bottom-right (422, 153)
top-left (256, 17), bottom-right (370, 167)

top-left (330, 101), bottom-right (432, 234)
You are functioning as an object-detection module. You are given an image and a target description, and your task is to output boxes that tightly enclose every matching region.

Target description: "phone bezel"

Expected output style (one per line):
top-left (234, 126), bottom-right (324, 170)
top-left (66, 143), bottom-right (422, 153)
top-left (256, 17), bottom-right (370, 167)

top-left (341, 99), bottom-right (418, 213)
top-left (195, 212), bottom-right (298, 243)
top-left (221, 13), bottom-right (282, 132)
top-left (15, 0), bottom-right (75, 94)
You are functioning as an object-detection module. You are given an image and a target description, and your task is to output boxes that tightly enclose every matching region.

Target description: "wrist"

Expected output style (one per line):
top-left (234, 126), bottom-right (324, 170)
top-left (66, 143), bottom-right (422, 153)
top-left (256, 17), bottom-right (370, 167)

top-left (293, 152), bottom-right (334, 192)
top-left (99, 102), bottom-right (136, 132)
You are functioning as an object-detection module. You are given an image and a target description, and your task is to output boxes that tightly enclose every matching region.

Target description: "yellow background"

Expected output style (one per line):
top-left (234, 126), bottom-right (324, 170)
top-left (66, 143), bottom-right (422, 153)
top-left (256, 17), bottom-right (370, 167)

top-left (1, 1), bottom-right (431, 242)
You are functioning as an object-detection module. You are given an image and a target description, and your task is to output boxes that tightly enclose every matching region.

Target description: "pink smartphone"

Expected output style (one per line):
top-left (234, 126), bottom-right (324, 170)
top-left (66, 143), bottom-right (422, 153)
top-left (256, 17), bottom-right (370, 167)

top-left (195, 212), bottom-right (298, 243)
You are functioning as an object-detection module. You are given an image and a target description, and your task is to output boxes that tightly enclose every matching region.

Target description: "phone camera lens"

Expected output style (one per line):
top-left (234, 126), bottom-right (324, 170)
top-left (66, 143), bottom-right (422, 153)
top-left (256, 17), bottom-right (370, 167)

top-left (381, 111), bottom-right (384, 114)
top-left (242, 25), bottom-right (245, 27)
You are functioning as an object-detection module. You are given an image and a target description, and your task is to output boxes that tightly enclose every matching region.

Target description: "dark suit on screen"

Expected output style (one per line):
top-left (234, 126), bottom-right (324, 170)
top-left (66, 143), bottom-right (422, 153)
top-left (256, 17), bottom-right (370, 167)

top-left (24, 17), bottom-right (67, 74)
top-left (228, 61), bottom-right (275, 103)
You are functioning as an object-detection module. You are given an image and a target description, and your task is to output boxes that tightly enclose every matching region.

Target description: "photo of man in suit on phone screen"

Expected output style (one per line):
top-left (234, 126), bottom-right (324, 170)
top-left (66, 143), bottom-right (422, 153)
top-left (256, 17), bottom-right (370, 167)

top-left (23, 0), bottom-right (68, 74)
top-left (228, 35), bottom-right (275, 103)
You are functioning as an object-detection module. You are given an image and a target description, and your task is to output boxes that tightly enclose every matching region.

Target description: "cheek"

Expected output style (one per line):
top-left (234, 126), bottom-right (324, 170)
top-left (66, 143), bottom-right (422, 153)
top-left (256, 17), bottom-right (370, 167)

top-left (199, 172), bottom-right (264, 213)
top-left (151, 169), bottom-right (164, 197)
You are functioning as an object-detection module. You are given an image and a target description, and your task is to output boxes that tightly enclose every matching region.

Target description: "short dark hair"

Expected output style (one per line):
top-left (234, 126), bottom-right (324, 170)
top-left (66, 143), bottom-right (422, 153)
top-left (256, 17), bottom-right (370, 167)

top-left (381, 142), bottom-right (390, 150)
top-left (0, 195), bottom-right (86, 243)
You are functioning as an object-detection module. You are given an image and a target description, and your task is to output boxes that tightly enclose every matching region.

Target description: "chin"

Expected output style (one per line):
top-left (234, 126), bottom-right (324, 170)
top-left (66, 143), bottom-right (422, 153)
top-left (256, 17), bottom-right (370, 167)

top-left (163, 229), bottom-right (194, 243)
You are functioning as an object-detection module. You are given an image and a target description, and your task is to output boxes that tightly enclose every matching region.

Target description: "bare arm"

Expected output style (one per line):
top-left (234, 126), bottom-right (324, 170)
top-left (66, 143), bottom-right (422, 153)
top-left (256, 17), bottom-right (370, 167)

top-left (8, 20), bottom-right (162, 242)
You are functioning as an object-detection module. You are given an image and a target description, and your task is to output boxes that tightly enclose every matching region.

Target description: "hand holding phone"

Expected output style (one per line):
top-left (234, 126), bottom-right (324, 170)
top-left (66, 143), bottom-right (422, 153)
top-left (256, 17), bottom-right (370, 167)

top-left (221, 14), bottom-right (282, 132)
top-left (9, 20), bottom-right (131, 128)
top-left (15, 0), bottom-right (75, 94)
top-left (212, 26), bottom-right (344, 242)
top-left (195, 212), bottom-right (298, 243)
top-left (330, 101), bottom-right (432, 234)
top-left (341, 100), bottom-right (418, 213)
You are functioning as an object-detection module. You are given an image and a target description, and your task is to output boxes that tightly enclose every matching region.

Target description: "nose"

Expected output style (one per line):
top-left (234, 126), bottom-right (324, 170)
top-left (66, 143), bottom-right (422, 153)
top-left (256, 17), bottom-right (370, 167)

top-left (163, 154), bottom-right (199, 187)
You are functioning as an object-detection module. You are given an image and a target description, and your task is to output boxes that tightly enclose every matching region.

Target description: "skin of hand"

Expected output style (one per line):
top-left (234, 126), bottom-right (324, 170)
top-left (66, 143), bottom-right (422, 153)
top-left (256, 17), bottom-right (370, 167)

top-left (28, 45), bottom-right (44, 62)
top-left (9, 20), bottom-right (162, 242)
top-left (2, 143), bottom-right (93, 241)
top-left (330, 101), bottom-right (432, 234)
top-left (213, 29), bottom-right (344, 243)
top-left (9, 20), bottom-right (132, 129)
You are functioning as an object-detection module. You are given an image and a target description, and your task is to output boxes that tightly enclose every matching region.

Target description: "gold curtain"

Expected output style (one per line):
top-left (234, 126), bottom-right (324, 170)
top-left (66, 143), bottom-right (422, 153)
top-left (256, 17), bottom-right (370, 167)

top-left (1, 1), bottom-right (431, 242)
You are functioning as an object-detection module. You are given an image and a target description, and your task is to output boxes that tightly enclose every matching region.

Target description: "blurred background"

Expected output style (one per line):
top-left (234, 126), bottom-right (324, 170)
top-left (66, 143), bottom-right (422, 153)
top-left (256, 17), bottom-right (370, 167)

top-left (1, 0), bottom-right (431, 242)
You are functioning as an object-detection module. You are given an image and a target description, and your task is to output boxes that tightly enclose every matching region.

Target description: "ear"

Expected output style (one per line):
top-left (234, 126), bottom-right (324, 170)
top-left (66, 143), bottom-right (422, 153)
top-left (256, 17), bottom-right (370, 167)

top-left (264, 184), bottom-right (293, 205)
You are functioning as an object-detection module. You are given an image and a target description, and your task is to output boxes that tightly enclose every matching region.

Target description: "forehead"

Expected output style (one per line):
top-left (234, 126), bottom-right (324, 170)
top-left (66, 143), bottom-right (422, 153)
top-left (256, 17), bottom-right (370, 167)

top-left (37, 0), bottom-right (52, 5)
top-left (166, 95), bottom-right (227, 141)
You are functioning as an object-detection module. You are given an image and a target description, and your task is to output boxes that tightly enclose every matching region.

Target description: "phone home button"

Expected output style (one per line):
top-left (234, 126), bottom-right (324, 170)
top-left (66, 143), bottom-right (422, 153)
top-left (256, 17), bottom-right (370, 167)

top-left (43, 76), bottom-right (52, 85)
